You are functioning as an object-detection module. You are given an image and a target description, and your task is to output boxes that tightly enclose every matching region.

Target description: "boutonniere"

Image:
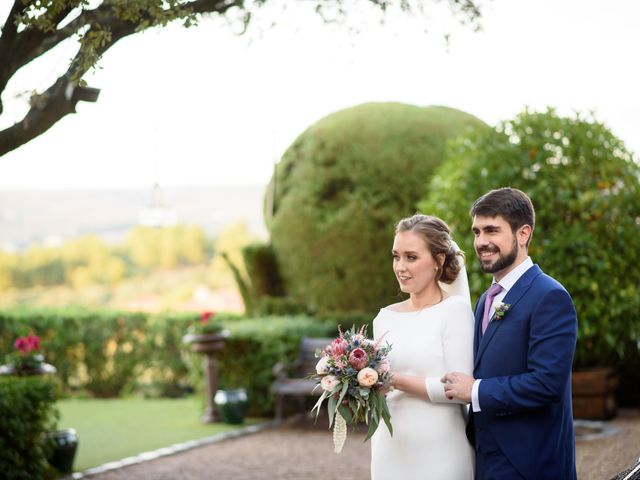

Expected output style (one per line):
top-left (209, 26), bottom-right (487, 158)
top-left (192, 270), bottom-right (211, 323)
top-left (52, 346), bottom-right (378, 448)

top-left (492, 301), bottom-right (511, 320)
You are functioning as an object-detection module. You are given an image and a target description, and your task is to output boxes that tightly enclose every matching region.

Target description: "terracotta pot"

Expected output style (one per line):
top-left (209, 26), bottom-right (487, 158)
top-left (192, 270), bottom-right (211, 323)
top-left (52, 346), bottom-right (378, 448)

top-left (572, 367), bottom-right (619, 420)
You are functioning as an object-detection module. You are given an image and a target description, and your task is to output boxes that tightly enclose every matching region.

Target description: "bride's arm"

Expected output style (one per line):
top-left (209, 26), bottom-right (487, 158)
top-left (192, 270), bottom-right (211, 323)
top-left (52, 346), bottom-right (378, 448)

top-left (391, 373), bottom-right (430, 399)
top-left (426, 301), bottom-right (475, 404)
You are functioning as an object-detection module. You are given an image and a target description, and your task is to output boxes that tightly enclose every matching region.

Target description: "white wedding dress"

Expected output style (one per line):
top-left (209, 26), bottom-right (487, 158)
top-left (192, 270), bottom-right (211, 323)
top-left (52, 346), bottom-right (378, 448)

top-left (371, 295), bottom-right (475, 480)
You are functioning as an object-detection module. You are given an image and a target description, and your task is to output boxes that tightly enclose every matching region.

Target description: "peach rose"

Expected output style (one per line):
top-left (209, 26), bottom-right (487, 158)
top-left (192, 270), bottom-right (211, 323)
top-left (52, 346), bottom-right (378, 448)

top-left (321, 375), bottom-right (340, 391)
top-left (357, 367), bottom-right (379, 387)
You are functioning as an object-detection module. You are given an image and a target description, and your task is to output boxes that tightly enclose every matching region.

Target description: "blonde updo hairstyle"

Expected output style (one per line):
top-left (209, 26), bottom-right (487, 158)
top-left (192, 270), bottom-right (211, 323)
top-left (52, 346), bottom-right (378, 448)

top-left (395, 214), bottom-right (463, 285)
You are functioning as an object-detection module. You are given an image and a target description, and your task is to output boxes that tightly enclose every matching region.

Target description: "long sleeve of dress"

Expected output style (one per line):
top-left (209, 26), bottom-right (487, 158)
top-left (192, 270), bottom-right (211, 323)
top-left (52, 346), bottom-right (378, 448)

top-left (425, 298), bottom-right (475, 404)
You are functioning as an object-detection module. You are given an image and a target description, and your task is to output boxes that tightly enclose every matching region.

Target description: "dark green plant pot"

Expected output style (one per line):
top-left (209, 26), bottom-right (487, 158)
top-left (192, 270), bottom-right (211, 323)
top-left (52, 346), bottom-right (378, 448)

top-left (46, 428), bottom-right (78, 474)
top-left (214, 388), bottom-right (248, 424)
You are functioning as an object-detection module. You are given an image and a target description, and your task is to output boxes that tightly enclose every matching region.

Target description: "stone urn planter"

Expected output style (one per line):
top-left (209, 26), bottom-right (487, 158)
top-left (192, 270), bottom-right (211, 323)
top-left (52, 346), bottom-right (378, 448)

top-left (0, 360), bottom-right (57, 376)
top-left (183, 330), bottom-right (230, 423)
top-left (214, 388), bottom-right (248, 424)
top-left (572, 367), bottom-right (619, 420)
top-left (46, 428), bottom-right (79, 474)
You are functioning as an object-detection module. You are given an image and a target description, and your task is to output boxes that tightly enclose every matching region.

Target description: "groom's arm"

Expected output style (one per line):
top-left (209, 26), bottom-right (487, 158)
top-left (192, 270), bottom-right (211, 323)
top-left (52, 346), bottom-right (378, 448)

top-left (477, 287), bottom-right (577, 414)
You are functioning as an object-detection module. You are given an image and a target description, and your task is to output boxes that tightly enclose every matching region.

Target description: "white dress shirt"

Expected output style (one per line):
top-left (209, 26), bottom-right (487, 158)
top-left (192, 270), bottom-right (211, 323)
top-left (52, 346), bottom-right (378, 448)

top-left (471, 256), bottom-right (534, 412)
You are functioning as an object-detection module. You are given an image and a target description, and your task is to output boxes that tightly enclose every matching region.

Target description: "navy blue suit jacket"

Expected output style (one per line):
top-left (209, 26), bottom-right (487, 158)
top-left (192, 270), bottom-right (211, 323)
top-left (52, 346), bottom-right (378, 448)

top-left (470, 264), bottom-right (577, 480)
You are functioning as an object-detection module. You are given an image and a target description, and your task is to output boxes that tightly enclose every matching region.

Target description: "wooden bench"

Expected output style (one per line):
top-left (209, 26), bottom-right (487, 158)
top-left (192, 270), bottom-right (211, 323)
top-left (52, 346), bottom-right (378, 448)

top-left (271, 337), bottom-right (333, 421)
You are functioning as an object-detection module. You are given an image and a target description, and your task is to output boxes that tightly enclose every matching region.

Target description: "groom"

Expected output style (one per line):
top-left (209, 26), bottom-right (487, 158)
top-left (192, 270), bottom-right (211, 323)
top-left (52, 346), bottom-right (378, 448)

top-left (442, 188), bottom-right (577, 480)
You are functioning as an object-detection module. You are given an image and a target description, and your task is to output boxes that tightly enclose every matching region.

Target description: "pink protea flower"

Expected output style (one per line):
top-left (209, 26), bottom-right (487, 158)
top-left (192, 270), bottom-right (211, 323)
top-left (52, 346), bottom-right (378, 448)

top-left (349, 348), bottom-right (368, 370)
top-left (331, 338), bottom-right (348, 356)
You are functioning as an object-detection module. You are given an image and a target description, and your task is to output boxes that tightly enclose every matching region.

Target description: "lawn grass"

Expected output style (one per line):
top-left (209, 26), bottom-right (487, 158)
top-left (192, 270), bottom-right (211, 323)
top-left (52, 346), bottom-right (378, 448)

top-left (57, 396), bottom-right (264, 472)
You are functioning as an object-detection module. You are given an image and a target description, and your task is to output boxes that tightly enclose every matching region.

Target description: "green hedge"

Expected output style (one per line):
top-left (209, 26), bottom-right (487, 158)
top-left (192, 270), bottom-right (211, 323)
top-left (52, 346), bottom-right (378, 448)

top-left (0, 308), bottom-right (346, 414)
top-left (218, 316), bottom-right (334, 415)
top-left (1, 308), bottom-right (171, 397)
top-left (0, 375), bottom-right (60, 480)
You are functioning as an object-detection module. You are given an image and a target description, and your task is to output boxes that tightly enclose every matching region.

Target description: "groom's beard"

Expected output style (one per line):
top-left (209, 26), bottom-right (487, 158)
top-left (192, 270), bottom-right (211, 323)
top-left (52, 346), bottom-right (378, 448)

top-left (477, 238), bottom-right (518, 274)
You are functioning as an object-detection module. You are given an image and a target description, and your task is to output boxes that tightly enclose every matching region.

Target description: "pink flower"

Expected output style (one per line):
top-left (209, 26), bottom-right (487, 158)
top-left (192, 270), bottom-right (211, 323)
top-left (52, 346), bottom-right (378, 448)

top-left (357, 367), bottom-right (379, 387)
top-left (14, 337), bottom-right (29, 354)
top-left (25, 334), bottom-right (40, 352)
top-left (321, 375), bottom-right (340, 392)
top-left (363, 339), bottom-right (376, 349)
top-left (376, 359), bottom-right (390, 374)
top-left (374, 331), bottom-right (389, 350)
top-left (349, 348), bottom-right (368, 370)
top-left (14, 334), bottom-right (40, 356)
top-left (334, 356), bottom-right (346, 370)
top-left (331, 338), bottom-right (348, 356)
top-left (200, 311), bottom-right (215, 325)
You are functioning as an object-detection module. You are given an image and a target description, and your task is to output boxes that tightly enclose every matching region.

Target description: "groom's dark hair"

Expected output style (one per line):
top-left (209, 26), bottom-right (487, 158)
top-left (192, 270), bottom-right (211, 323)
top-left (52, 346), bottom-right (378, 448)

top-left (470, 188), bottom-right (535, 239)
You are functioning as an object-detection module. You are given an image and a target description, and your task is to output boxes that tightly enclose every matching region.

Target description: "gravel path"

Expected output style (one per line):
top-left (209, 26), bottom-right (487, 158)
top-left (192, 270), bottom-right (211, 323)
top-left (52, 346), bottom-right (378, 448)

top-left (84, 410), bottom-right (640, 480)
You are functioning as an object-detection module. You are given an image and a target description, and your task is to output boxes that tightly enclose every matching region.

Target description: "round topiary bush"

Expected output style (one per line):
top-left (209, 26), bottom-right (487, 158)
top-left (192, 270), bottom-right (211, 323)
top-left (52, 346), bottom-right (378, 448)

top-left (419, 108), bottom-right (640, 378)
top-left (267, 102), bottom-right (485, 313)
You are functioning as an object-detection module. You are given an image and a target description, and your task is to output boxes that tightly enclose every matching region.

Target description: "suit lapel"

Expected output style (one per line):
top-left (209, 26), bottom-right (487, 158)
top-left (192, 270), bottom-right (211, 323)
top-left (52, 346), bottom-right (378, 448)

top-left (474, 265), bottom-right (543, 369)
top-left (473, 294), bottom-right (486, 358)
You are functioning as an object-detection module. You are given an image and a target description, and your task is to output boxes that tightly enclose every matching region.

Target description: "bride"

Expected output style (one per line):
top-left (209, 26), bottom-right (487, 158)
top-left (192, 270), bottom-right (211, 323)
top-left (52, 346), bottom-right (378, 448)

top-left (371, 214), bottom-right (475, 479)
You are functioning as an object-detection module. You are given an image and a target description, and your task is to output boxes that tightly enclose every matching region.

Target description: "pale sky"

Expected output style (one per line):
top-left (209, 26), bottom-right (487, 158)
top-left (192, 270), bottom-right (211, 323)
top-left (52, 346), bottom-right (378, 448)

top-left (1, 0), bottom-right (639, 189)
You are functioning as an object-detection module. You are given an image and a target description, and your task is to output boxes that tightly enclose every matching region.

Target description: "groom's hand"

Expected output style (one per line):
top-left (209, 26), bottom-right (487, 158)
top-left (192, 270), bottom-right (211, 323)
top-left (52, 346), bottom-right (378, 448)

top-left (441, 372), bottom-right (474, 403)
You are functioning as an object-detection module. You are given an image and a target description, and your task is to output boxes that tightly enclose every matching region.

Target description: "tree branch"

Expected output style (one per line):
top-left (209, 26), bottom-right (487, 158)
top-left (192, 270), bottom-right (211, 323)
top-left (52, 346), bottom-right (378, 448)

top-left (0, 1), bottom-right (30, 115)
top-left (0, 75), bottom-right (100, 156)
top-left (0, 0), bottom-right (244, 157)
top-left (0, 0), bottom-right (485, 157)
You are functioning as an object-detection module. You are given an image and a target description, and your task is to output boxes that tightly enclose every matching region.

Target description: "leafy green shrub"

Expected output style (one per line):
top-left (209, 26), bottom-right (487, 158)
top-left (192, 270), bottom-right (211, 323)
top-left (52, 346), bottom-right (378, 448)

top-left (79, 310), bottom-right (149, 397)
top-left (0, 308), bottom-right (338, 413)
top-left (0, 375), bottom-right (60, 480)
top-left (255, 295), bottom-right (310, 316)
top-left (318, 310), bottom-right (376, 332)
top-left (419, 109), bottom-right (640, 397)
top-left (0, 308), bottom-right (187, 397)
top-left (242, 243), bottom-right (285, 299)
top-left (143, 312), bottom-right (197, 398)
top-left (215, 316), bottom-right (334, 415)
top-left (268, 102), bottom-right (486, 313)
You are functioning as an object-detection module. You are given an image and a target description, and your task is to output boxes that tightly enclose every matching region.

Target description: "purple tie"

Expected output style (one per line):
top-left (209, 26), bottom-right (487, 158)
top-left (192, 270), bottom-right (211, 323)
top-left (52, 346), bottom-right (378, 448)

top-left (481, 283), bottom-right (504, 335)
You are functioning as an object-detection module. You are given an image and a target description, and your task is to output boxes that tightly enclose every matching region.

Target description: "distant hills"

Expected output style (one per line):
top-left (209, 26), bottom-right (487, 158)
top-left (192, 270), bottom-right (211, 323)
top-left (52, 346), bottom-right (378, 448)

top-left (0, 185), bottom-right (267, 251)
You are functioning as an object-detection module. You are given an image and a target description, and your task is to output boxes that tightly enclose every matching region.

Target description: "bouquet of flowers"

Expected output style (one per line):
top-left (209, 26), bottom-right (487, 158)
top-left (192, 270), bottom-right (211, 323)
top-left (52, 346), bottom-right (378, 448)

top-left (311, 325), bottom-right (393, 453)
